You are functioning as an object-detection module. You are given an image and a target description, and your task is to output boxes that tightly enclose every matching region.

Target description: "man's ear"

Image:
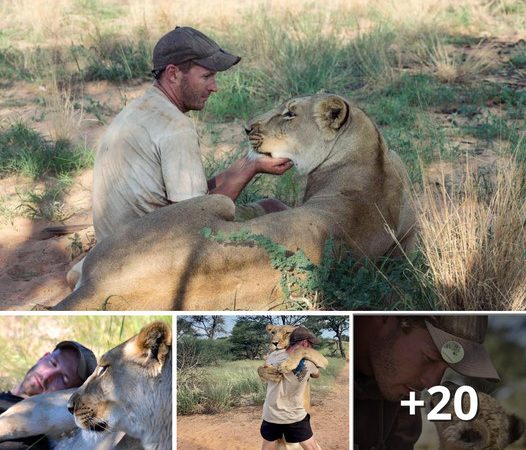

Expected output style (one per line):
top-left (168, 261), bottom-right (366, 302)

top-left (164, 64), bottom-right (180, 83)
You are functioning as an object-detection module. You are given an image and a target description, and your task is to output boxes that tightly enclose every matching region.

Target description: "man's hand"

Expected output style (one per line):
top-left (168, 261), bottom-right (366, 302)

top-left (207, 155), bottom-right (293, 201)
top-left (252, 155), bottom-right (294, 176)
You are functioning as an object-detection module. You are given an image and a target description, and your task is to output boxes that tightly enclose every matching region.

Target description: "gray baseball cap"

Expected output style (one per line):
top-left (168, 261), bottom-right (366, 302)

top-left (54, 341), bottom-right (97, 383)
top-left (425, 316), bottom-right (500, 382)
top-left (152, 26), bottom-right (241, 72)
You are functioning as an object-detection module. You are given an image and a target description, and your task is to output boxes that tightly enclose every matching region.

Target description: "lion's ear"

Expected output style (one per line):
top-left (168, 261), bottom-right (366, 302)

top-left (266, 324), bottom-right (273, 332)
top-left (134, 321), bottom-right (172, 375)
top-left (314, 95), bottom-right (350, 138)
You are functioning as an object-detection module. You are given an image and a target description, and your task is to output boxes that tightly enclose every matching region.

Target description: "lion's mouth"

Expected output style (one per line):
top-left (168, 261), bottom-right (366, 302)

top-left (88, 419), bottom-right (109, 432)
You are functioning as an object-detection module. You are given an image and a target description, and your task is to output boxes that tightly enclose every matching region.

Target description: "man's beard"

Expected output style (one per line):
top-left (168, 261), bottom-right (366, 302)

top-left (180, 76), bottom-right (207, 111)
top-left (18, 363), bottom-right (43, 396)
top-left (369, 330), bottom-right (403, 402)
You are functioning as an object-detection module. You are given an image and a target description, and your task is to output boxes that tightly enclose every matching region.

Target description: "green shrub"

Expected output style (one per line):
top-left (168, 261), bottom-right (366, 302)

top-left (202, 229), bottom-right (436, 311)
top-left (0, 122), bottom-right (93, 179)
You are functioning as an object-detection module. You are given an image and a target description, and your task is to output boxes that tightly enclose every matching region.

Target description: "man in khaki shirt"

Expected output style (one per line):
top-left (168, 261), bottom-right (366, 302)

top-left (261, 327), bottom-right (322, 450)
top-left (93, 26), bottom-right (293, 240)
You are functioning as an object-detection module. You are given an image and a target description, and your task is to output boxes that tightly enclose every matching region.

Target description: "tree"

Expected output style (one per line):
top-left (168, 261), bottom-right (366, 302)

top-left (189, 315), bottom-right (226, 339)
top-left (303, 316), bottom-right (349, 359)
top-left (324, 316), bottom-right (349, 359)
top-left (177, 317), bottom-right (195, 339)
top-left (230, 316), bottom-right (269, 359)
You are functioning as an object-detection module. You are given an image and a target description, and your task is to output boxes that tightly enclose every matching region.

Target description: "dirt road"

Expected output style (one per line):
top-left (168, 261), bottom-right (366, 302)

top-left (177, 363), bottom-right (350, 450)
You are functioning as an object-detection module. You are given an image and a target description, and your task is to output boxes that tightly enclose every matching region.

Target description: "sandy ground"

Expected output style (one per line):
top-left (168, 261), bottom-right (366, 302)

top-left (0, 170), bottom-right (94, 309)
top-left (177, 363), bottom-right (350, 450)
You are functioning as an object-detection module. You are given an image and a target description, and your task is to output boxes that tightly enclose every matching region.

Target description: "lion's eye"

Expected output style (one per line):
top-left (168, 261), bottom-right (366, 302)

top-left (96, 365), bottom-right (108, 377)
top-left (282, 109), bottom-right (296, 120)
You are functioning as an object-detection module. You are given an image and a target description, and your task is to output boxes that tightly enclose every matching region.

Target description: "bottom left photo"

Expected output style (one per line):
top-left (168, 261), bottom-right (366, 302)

top-left (0, 315), bottom-right (172, 450)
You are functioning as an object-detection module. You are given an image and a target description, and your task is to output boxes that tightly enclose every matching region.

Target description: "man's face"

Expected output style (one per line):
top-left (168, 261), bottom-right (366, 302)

top-left (177, 64), bottom-right (218, 111)
top-left (18, 347), bottom-right (83, 396)
top-left (370, 319), bottom-right (449, 401)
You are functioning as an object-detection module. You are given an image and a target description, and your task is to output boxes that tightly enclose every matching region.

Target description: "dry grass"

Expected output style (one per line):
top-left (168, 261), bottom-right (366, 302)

top-left (411, 35), bottom-right (498, 82)
top-left (45, 75), bottom-right (83, 142)
top-left (418, 155), bottom-right (526, 310)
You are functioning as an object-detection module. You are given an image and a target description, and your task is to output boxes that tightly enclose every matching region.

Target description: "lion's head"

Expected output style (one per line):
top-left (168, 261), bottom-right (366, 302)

top-left (265, 324), bottom-right (297, 350)
top-left (67, 321), bottom-right (172, 448)
top-left (430, 382), bottom-right (524, 450)
top-left (246, 93), bottom-right (382, 175)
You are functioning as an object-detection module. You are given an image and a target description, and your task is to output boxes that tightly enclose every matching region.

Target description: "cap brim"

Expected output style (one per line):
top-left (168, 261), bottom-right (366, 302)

top-left (426, 321), bottom-right (500, 382)
top-left (194, 49), bottom-right (241, 72)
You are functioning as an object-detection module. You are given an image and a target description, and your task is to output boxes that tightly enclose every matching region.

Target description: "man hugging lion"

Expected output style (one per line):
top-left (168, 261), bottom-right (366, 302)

top-left (258, 326), bottom-right (327, 450)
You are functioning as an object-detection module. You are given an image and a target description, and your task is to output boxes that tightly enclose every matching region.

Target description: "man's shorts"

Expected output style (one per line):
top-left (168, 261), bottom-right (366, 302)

top-left (260, 414), bottom-right (313, 443)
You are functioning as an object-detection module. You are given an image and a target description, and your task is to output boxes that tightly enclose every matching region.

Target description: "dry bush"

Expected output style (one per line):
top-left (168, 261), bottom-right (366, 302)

top-left (418, 156), bottom-right (526, 310)
top-left (45, 75), bottom-right (83, 142)
top-left (411, 35), bottom-right (498, 82)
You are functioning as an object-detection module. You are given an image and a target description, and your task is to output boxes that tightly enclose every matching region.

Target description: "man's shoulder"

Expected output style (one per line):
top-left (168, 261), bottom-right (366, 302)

top-left (120, 86), bottom-right (193, 130)
top-left (0, 391), bottom-right (23, 412)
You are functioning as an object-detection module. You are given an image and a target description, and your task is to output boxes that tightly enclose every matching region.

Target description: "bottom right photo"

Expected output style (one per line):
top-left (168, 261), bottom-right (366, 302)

top-left (354, 314), bottom-right (526, 449)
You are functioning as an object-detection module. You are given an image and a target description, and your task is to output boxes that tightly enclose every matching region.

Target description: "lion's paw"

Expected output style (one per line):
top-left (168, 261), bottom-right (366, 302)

top-left (277, 359), bottom-right (300, 373)
top-left (258, 365), bottom-right (283, 383)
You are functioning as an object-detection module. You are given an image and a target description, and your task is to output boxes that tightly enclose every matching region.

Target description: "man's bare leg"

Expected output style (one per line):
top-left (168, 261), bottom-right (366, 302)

top-left (261, 438), bottom-right (277, 450)
top-left (299, 436), bottom-right (320, 450)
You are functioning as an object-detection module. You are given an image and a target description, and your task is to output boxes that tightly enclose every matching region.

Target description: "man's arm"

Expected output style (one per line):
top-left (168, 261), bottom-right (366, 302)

top-left (207, 155), bottom-right (293, 201)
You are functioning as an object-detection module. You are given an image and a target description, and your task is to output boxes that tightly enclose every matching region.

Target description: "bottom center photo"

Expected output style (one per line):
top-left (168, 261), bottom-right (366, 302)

top-left (176, 315), bottom-right (349, 450)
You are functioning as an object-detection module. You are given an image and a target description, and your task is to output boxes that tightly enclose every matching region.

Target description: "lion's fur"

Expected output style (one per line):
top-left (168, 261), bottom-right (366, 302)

top-left (68, 321), bottom-right (172, 450)
top-left (258, 324), bottom-right (326, 450)
top-left (55, 93), bottom-right (415, 311)
top-left (431, 382), bottom-right (524, 450)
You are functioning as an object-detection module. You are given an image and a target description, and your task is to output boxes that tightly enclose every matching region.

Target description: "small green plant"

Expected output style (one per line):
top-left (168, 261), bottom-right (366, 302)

top-left (16, 178), bottom-right (75, 222)
top-left (201, 228), bottom-right (435, 310)
top-left (68, 233), bottom-right (84, 260)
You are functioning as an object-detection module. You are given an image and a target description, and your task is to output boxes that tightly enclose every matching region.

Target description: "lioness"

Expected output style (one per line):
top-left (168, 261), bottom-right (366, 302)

top-left (258, 324), bottom-right (327, 450)
top-left (0, 321), bottom-right (171, 450)
top-left (68, 321), bottom-right (172, 450)
top-left (258, 324), bottom-right (328, 383)
top-left (54, 93), bottom-right (415, 311)
top-left (429, 382), bottom-right (525, 450)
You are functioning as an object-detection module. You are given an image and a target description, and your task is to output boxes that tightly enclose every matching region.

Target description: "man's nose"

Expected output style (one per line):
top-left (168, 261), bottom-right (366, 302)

top-left (209, 78), bottom-right (218, 92)
top-left (420, 363), bottom-right (448, 389)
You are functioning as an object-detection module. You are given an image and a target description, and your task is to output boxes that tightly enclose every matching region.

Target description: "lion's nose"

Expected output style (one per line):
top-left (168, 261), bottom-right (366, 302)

top-left (244, 125), bottom-right (252, 135)
top-left (67, 392), bottom-right (78, 415)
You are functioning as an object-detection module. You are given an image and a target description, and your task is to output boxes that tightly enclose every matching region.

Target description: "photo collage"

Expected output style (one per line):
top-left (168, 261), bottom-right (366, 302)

top-left (1, 0), bottom-right (525, 449)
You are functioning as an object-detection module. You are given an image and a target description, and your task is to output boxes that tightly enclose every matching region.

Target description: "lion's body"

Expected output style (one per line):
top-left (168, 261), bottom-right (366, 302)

top-left (55, 93), bottom-right (415, 311)
top-left (258, 325), bottom-right (326, 450)
top-left (431, 382), bottom-right (524, 450)
top-left (69, 322), bottom-right (172, 450)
